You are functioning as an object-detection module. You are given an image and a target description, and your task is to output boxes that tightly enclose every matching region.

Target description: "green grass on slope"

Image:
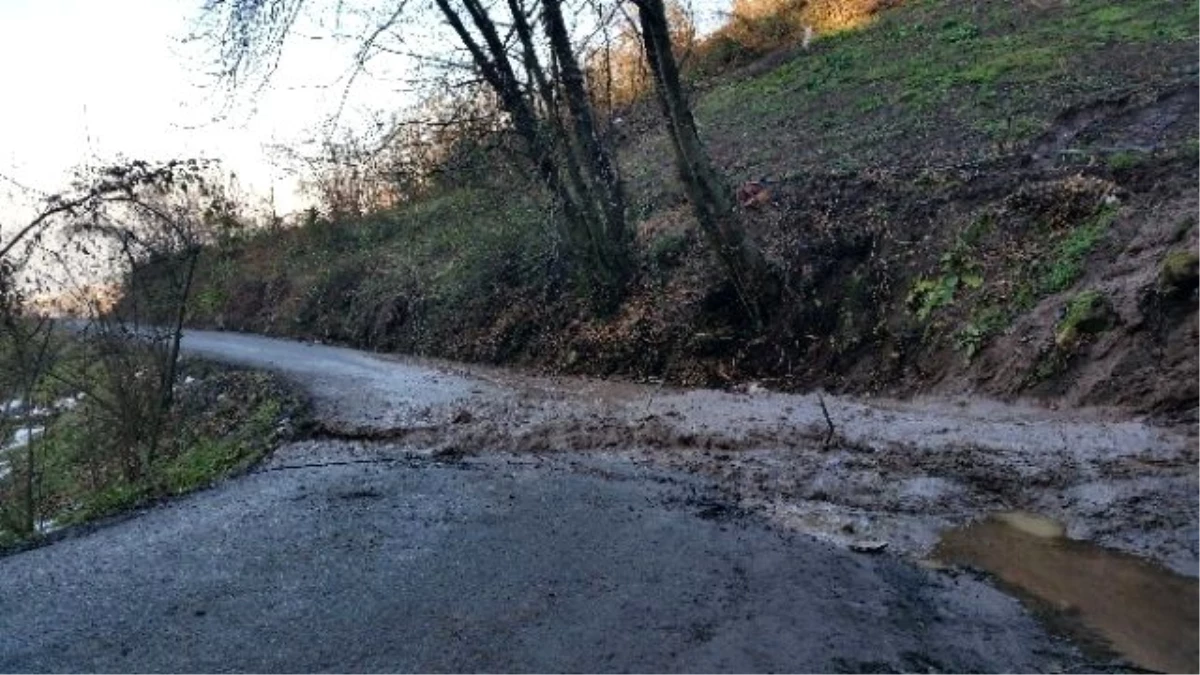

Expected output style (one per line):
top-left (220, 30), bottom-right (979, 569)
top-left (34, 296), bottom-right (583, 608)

top-left (691, 0), bottom-right (1198, 175)
top-left (179, 187), bottom-right (556, 349)
top-left (0, 351), bottom-right (294, 545)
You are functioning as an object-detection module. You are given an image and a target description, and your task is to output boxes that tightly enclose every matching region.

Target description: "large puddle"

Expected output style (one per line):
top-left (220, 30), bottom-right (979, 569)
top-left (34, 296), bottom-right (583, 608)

top-left (934, 512), bottom-right (1198, 674)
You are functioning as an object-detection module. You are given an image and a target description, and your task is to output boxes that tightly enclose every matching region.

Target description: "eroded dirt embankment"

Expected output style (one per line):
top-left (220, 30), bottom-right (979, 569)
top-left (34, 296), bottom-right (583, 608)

top-left (180, 329), bottom-right (1199, 577)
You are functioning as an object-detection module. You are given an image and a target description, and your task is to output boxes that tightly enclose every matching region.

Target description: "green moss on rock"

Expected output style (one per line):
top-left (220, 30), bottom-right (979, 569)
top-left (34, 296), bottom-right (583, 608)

top-left (1055, 290), bottom-right (1116, 348)
top-left (1157, 249), bottom-right (1199, 297)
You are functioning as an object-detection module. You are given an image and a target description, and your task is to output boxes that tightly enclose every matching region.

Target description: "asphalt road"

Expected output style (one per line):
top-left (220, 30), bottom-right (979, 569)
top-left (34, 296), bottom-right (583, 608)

top-left (0, 330), bottom-right (1102, 672)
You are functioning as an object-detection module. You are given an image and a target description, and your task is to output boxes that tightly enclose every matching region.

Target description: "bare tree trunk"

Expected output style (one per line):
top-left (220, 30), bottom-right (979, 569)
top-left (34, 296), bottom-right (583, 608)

top-left (436, 0), bottom-right (578, 216)
top-left (207, 0), bottom-right (635, 309)
top-left (633, 0), bottom-right (771, 326)
top-left (23, 414), bottom-right (37, 535)
top-left (504, 0), bottom-right (605, 266)
top-left (434, 0), bottom-right (632, 309)
top-left (542, 0), bottom-right (631, 281)
top-left (11, 318), bottom-right (55, 535)
top-left (145, 247), bottom-right (199, 470)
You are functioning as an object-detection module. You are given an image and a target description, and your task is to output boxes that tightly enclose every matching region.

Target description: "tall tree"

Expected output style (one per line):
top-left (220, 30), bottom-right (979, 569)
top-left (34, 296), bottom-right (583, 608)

top-left (631, 0), bottom-right (772, 325)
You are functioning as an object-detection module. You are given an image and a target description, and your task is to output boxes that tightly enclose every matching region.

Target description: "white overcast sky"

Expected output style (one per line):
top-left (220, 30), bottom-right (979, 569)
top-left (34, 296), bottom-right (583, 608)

top-left (0, 0), bottom-right (732, 231)
top-left (0, 0), bottom-right (371, 220)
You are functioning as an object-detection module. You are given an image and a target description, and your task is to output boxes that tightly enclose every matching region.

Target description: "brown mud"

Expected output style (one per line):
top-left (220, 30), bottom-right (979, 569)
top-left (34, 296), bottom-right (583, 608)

top-left (429, 362), bottom-right (1198, 576)
top-left (176, 329), bottom-right (1195, 581)
top-left (170, 328), bottom-right (1198, 671)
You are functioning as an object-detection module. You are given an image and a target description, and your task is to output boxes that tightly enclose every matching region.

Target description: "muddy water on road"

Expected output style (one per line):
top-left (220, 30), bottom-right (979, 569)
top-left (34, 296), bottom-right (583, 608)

top-left (934, 512), bottom-right (1199, 674)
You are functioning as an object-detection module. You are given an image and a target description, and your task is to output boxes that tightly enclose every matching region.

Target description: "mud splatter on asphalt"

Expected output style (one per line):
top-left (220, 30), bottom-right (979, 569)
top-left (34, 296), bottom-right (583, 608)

top-left (402, 361), bottom-right (1198, 578)
top-left (169, 329), bottom-right (1200, 667)
top-left (182, 329), bottom-right (1198, 578)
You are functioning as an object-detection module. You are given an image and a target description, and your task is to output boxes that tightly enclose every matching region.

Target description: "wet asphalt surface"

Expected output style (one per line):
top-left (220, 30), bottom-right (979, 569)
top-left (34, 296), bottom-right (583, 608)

top-left (2, 329), bottom-right (1179, 672)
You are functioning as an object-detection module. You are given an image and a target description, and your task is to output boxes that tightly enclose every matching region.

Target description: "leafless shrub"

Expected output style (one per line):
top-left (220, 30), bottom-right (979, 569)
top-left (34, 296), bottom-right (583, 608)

top-left (0, 160), bottom-right (237, 536)
top-left (0, 262), bottom-right (60, 536)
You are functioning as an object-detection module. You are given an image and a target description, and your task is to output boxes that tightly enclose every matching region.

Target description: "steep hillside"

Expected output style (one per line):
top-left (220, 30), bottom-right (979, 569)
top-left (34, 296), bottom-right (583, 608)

top-left (129, 0), bottom-right (1199, 422)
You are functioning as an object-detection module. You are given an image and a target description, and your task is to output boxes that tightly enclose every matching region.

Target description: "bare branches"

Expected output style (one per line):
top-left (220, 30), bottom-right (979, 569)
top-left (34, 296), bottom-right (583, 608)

top-left (328, 0), bottom-right (413, 135)
top-left (1, 192), bottom-right (104, 263)
top-left (203, 0), bottom-right (308, 92)
top-left (0, 158), bottom-right (238, 528)
top-left (2, 160), bottom-right (216, 264)
top-left (203, 0), bottom-right (636, 302)
top-left (817, 392), bottom-right (835, 450)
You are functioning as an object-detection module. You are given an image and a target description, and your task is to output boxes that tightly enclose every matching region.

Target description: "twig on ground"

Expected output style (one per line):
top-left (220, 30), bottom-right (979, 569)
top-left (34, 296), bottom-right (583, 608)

top-left (818, 392), bottom-right (835, 450)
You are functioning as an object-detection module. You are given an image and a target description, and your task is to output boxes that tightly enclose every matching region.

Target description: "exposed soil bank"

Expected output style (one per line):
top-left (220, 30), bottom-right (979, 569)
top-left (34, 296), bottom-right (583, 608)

top-left (139, 63), bottom-right (1200, 427)
top-left (124, 0), bottom-right (1200, 427)
top-left (154, 151), bottom-right (1200, 427)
